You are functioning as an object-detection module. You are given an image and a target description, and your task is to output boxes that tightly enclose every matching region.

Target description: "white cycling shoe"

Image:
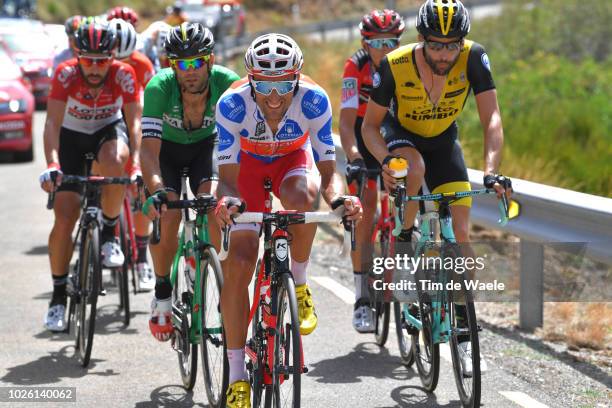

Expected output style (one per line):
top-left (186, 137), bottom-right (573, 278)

top-left (352, 299), bottom-right (375, 333)
top-left (101, 238), bottom-right (125, 268)
top-left (44, 303), bottom-right (66, 332)
top-left (137, 262), bottom-right (155, 292)
top-left (458, 341), bottom-right (488, 377)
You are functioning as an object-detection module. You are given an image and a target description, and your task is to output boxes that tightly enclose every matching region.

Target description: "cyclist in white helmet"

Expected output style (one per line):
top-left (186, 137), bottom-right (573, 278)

top-left (215, 33), bottom-right (362, 406)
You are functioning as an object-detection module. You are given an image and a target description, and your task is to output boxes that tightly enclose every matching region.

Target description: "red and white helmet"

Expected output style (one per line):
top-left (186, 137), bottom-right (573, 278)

top-left (107, 6), bottom-right (139, 26)
top-left (360, 9), bottom-right (405, 38)
top-left (244, 33), bottom-right (303, 78)
top-left (110, 19), bottom-right (137, 59)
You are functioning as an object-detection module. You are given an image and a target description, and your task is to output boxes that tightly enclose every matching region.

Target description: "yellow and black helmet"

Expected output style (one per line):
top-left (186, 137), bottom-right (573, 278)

top-left (416, 0), bottom-right (470, 38)
top-left (164, 22), bottom-right (215, 59)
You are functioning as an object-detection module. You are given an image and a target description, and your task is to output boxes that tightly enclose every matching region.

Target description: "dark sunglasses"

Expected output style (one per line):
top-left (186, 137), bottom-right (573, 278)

top-left (78, 55), bottom-right (113, 67)
top-left (425, 39), bottom-right (463, 52)
top-left (365, 38), bottom-right (401, 49)
top-left (169, 55), bottom-right (211, 71)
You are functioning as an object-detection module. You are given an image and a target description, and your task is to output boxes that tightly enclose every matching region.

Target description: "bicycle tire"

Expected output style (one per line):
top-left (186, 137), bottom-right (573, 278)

top-left (446, 245), bottom-right (481, 408)
top-left (173, 251), bottom-right (198, 390)
top-left (118, 211), bottom-right (130, 326)
top-left (76, 224), bottom-right (100, 367)
top-left (200, 246), bottom-right (228, 408)
top-left (394, 302), bottom-right (415, 366)
top-left (412, 298), bottom-right (440, 391)
top-left (268, 272), bottom-right (301, 408)
top-left (374, 226), bottom-right (392, 346)
top-left (250, 259), bottom-right (265, 408)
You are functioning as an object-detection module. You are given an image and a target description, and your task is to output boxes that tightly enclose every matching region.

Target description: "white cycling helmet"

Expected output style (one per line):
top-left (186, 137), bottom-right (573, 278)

top-left (156, 24), bottom-right (171, 56)
top-left (244, 33), bottom-right (303, 77)
top-left (110, 18), bottom-right (137, 59)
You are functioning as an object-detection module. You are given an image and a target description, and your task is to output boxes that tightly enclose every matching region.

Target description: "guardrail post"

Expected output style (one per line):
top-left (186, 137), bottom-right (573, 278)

top-left (519, 240), bottom-right (544, 331)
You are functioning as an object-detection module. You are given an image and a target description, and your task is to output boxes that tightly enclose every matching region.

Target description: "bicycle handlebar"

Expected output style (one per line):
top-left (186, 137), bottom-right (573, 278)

top-left (218, 211), bottom-right (354, 261)
top-left (45, 174), bottom-right (132, 210)
top-left (150, 195), bottom-right (217, 245)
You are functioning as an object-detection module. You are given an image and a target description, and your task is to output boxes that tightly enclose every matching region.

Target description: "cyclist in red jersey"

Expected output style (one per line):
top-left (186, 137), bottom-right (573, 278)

top-left (340, 9), bottom-right (405, 333)
top-left (111, 18), bottom-right (156, 290)
top-left (39, 21), bottom-right (143, 332)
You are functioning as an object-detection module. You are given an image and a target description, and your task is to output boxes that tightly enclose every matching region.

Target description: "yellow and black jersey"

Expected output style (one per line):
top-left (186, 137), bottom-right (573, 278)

top-left (370, 40), bottom-right (495, 138)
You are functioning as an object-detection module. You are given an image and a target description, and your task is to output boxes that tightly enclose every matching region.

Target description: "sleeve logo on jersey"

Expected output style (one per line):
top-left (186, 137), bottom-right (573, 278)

top-left (219, 94), bottom-right (246, 123)
top-left (217, 123), bottom-right (235, 151)
top-left (372, 72), bottom-right (381, 88)
top-left (57, 65), bottom-right (76, 88)
top-left (341, 78), bottom-right (358, 103)
top-left (316, 118), bottom-right (333, 146)
top-left (302, 89), bottom-right (329, 120)
top-left (481, 53), bottom-right (491, 72)
top-left (116, 68), bottom-right (136, 94)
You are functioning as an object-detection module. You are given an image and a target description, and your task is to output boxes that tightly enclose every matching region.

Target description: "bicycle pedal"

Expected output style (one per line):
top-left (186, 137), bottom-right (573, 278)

top-left (99, 288), bottom-right (107, 296)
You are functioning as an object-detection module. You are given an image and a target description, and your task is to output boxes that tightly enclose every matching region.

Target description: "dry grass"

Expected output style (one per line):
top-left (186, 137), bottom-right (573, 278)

top-left (541, 302), bottom-right (612, 351)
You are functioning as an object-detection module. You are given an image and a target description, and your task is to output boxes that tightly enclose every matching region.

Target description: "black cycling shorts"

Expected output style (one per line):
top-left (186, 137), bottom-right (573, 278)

top-left (382, 115), bottom-right (471, 205)
top-left (58, 120), bottom-right (129, 193)
top-left (159, 136), bottom-right (218, 195)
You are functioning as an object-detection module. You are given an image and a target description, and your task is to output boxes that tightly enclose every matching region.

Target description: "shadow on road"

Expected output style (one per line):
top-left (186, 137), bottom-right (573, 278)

top-left (308, 342), bottom-right (418, 384)
top-left (134, 385), bottom-right (207, 407)
top-left (24, 245), bottom-right (48, 256)
top-left (379, 385), bottom-right (463, 408)
top-left (93, 304), bottom-right (146, 336)
top-left (0, 345), bottom-right (117, 385)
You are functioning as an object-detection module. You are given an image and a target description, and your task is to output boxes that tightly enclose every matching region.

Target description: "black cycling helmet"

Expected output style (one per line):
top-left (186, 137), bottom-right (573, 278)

top-left (64, 15), bottom-right (84, 36)
top-left (359, 9), bottom-right (405, 38)
top-left (416, 0), bottom-right (470, 38)
top-left (164, 22), bottom-right (215, 59)
top-left (74, 20), bottom-right (117, 54)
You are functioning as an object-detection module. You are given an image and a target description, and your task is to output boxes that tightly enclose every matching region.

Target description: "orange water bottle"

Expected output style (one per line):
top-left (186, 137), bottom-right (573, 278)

top-left (388, 157), bottom-right (408, 189)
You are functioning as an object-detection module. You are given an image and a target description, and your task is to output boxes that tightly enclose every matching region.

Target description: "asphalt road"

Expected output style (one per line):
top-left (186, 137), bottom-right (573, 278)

top-left (0, 112), bottom-right (566, 408)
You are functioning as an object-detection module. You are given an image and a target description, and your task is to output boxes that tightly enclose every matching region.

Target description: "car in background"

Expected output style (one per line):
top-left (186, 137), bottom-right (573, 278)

top-left (0, 19), bottom-right (55, 107)
top-left (182, 0), bottom-right (245, 44)
top-left (44, 23), bottom-right (69, 53)
top-left (0, 48), bottom-right (35, 162)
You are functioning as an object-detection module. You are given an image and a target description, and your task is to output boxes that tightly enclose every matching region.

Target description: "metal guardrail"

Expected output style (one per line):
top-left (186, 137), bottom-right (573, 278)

top-left (332, 135), bottom-right (612, 330)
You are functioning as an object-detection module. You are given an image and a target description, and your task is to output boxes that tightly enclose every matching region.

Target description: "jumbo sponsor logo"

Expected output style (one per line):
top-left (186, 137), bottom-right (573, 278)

top-left (405, 106), bottom-right (459, 121)
top-left (115, 68), bottom-right (136, 94)
top-left (444, 88), bottom-right (466, 99)
top-left (400, 95), bottom-right (423, 101)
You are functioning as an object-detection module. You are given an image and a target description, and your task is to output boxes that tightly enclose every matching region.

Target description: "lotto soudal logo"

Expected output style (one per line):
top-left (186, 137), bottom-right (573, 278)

top-left (115, 68), bottom-right (135, 94)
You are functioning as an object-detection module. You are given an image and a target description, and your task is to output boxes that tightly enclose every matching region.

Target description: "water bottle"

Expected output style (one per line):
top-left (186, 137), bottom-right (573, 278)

top-left (388, 157), bottom-right (408, 190)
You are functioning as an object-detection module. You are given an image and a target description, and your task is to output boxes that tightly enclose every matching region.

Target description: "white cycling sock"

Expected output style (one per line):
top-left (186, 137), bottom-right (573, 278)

top-left (291, 259), bottom-right (309, 286)
top-left (227, 348), bottom-right (247, 384)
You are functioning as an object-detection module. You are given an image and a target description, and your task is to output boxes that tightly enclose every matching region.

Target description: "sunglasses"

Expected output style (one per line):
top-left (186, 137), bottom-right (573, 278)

top-left (425, 39), bottom-right (462, 52)
top-left (78, 55), bottom-right (113, 67)
top-left (169, 55), bottom-right (211, 71)
top-left (365, 38), bottom-right (400, 49)
top-left (251, 79), bottom-right (298, 96)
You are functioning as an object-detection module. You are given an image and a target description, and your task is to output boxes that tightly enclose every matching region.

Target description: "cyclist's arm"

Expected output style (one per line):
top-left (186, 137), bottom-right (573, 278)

top-left (362, 99), bottom-right (390, 164)
top-left (339, 108), bottom-right (362, 162)
top-left (123, 101), bottom-right (143, 167)
top-left (141, 137), bottom-right (163, 193)
top-left (339, 64), bottom-right (362, 161)
top-left (317, 160), bottom-right (346, 205)
top-left (475, 89), bottom-right (504, 176)
top-left (43, 98), bottom-right (66, 166)
top-left (216, 163), bottom-right (240, 199)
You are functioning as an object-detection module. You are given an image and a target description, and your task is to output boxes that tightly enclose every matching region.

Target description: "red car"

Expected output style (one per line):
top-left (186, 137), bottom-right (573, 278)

top-left (0, 25), bottom-right (54, 107)
top-left (0, 49), bottom-right (35, 162)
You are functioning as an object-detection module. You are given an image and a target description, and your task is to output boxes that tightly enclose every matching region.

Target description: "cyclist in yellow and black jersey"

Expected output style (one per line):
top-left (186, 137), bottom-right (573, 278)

top-left (363, 0), bottom-right (513, 376)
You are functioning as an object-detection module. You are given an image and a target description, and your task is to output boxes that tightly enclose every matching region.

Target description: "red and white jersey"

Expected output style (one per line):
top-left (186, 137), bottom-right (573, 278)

top-left (49, 59), bottom-right (140, 134)
top-left (216, 76), bottom-right (335, 165)
top-left (123, 50), bottom-right (155, 91)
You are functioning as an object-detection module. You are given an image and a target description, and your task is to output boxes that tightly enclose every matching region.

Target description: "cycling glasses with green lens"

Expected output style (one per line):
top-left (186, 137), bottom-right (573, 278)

top-left (169, 55), bottom-right (211, 71)
top-left (425, 39), bottom-right (462, 52)
top-left (252, 79), bottom-right (298, 96)
top-left (364, 38), bottom-right (400, 49)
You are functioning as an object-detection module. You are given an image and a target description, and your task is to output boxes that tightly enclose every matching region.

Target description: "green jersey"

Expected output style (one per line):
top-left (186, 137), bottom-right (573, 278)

top-left (142, 65), bottom-right (239, 144)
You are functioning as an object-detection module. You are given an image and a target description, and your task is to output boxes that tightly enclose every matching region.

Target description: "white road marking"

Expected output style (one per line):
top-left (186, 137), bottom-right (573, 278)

top-left (498, 391), bottom-right (550, 408)
top-left (310, 276), bottom-right (354, 305)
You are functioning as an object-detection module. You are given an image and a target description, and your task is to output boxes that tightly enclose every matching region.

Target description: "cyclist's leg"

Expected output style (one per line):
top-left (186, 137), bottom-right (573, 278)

top-left (276, 150), bottom-right (319, 335)
top-left (95, 121), bottom-right (130, 267)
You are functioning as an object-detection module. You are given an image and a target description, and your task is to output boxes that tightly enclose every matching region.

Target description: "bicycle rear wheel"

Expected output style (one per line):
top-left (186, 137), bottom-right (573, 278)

top-left (394, 302), bottom-right (415, 366)
top-left (446, 245), bottom-right (481, 408)
top-left (412, 299), bottom-right (439, 391)
top-left (373, 226), bottom-right (392, 346)
top-left (76, 224), bottom-right (100, 367)
top-left (200, 246), bottom-right (228, 408)
top-left (117, 211), bottom-right (130, 326)
top-left (267, 272), bottom-right (301, 408)
top-left (173, 252), bottom-right (198, 390)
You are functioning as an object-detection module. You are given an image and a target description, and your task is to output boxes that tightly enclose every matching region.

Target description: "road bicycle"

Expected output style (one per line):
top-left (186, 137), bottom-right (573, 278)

top-left (151, 168), bottom-right (227, 407)
top-left (220, 178), bottom-right (353, 408)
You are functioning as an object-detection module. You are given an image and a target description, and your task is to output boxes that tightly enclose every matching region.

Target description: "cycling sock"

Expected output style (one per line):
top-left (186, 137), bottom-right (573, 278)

top-left (155, 275), bottom-right (172, 300)
top-left (135, 235), bottom-right (149, 263)
top-left (51, 273), bottom-right (68, 305)
top-left (397, 227), bottom-right (413, 242)
top-left (455, 304), bottom-right (470, 343)
top-left (291, 259), bottom-right (308, 286)
top-left (101, 214), bottom-right (119, 243)
top-left (227, 348), bottom-right (248, 384)
top-left (353, 271), bottom-right (370, 302)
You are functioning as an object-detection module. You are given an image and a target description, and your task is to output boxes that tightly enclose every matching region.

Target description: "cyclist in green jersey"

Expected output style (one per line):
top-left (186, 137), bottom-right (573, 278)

top-left (140, 22), bottom-right (240, 341)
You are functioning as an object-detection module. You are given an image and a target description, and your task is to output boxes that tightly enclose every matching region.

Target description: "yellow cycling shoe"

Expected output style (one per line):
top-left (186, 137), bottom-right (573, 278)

top-left (226, 380), bottom-right (251, 408)
top-left (295, 283), bottom-right (317, 335)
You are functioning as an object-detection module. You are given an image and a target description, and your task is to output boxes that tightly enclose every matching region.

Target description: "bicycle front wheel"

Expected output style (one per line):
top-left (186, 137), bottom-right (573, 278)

top-left (117, 211), bottom-right (130, 326)
top-left (394, 302), bottom-right (415, 366)
top-left (173, 252), bottom-right (198, 390)
top-left (200, 246), bottom-right (228, 408)
top-left (76, 224), bottom-right (100, 367)
top-left (267, 273), bottom-right (301, 408)
top-left (373, 226), bottom-right (392, 346)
